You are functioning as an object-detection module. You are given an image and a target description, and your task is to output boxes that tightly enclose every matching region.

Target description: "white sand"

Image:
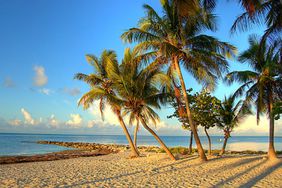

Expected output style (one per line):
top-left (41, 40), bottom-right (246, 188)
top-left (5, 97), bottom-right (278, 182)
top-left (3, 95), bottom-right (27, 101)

top-left (0, 152), bottom-right (281, 187)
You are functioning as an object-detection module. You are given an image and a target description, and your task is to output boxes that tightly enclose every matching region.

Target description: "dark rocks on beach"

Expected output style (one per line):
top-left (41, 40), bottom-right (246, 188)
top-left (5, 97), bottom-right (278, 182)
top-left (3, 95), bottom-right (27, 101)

top-left (0, 141), bottom-right (119, 165)
top-left (0, 150), bottom-right (112, 165)
top-left (37, 141), bottom-right (129, 153)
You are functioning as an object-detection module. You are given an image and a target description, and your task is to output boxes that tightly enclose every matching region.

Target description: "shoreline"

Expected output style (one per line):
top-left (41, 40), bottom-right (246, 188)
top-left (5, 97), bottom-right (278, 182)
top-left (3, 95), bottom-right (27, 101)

top-left (1, 141), bottom-right (281, 164)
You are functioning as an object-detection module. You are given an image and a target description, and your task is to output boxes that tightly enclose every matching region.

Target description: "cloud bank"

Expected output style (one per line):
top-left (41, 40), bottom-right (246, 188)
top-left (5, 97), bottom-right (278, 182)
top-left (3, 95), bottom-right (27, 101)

top-left (3, 107), bottom-right (282, 136)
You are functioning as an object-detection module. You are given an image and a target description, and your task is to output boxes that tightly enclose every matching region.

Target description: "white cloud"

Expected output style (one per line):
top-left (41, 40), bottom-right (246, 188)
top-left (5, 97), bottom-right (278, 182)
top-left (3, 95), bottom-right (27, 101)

top-left (21, 108), bottom-right (36, 125)
top-left (39, 88), bottom-right (52, 95)
top-left (87, 119), bottom-right (106, 128)
top-left (88, 101), bottom-right (120, 126)
top-left (63, 87), bottom-right (81, 96)
top-left (48, 114), bottom-right (59, 128)
top-left (234, 115), bottom-right (271, 135)
top-left (3, 77), bottom-right (15, 88)
top-left (87, 120), bottom-right (96, 128)
top-left (33, 65), bottom-right (48, 86)
top-left (66, 114), bottom-right (82, 128)
top-left (8, 119), bottom-right (21, 126)
top-left (152, 120), bottom-right (183, 132)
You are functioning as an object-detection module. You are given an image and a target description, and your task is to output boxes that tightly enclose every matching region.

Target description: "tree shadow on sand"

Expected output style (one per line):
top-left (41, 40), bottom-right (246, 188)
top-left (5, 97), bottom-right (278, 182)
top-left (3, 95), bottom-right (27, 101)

top-left (213, 158), bottom-right (267, 187)
top-left (238, 158), bottom-right (282, 188)
top-left (69, 155), bottom-right (198, 186)
top-left (67, 155), bottom-right (274, 187)
top-left (145, 155), bottom-right (263, 178)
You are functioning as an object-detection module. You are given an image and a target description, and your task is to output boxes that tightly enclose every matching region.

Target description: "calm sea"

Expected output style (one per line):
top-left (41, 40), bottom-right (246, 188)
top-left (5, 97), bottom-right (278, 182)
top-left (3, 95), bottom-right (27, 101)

top-left (0, 133), bottom-right (281, 156)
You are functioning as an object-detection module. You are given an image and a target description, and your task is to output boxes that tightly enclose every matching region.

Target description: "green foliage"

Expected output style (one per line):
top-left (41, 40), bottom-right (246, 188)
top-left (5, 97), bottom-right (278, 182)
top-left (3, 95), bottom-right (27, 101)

top-left (121, 0), bottom-right (236, 91)
top-left (107, 47), bottom-right (172, 127)
top-left (191, 89), bottom-right (221, 130)
top-left (231, 0), bottom-right (282, 44)
top-left (225, 35), bottom-right (281, 123)
top-left (159, 147), bottom-right (195, 155)
top-left (217, 95), bottom-right (252, 137)
top-left (74, 50), bottom-right (121, 119)
top-left (273, 101), bottom-right (282, 120)
top-left (168, 89), bottom-right (221, 130)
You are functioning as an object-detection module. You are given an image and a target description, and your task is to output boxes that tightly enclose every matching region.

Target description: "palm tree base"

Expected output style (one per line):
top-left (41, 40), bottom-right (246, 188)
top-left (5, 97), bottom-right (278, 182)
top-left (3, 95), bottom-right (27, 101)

top-left (267, 152), bottom-right (278, 161)
top-left (129, 154), bottom-right (139, 159)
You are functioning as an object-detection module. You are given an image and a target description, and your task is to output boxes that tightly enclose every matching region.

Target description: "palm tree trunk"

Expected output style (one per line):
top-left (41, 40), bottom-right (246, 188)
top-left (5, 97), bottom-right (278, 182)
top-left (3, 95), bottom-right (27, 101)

top-left (204, 128), bottom-right (212, 156)
top-left (134, 120), bottom-right (139, 148)
top-left (174, 59), bottom-right (207, 161)
top-left (188, 131), bottom-right (193, 154)
top-left (140, 117), bottom-right (176, 161)
top-left (268, 91), bottom-right (277, 160)
top-left (220, 137), bottom-right (228, 156)
top-left (117, 114), bottom-right (139, 157)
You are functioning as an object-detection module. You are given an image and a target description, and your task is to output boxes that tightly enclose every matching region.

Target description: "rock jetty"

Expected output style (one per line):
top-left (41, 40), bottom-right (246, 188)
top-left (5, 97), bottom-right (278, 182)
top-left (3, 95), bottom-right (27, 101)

top-left (37, 141), bottom-right (162, 153)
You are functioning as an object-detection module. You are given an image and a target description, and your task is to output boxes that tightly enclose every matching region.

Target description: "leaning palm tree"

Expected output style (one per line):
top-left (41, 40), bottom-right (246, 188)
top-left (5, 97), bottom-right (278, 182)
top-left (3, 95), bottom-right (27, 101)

top-left (226, 35), bottom-right (282, 160)
top-left (74, 50), bottom-right (139, 157)
top-left (122, 0), bottom-right (236, 161)
top-left (217, 95), bottom-right (251, 155)
top-left (106, 48), bottom-right (176, 160)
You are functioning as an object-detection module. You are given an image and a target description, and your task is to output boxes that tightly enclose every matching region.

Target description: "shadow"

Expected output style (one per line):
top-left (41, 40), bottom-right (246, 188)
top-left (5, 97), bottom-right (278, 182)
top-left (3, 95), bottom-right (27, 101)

top-left (209, 156), bottom-right (260, 171)
top-left (70, 170), bottom-right (144, 186)
top-left (69, 155), bottom-right (198, 186)
top-left (145, 155), bottom-right (198, 173)
top-left (148, 155), bottom-right (263, 178)
top-left (213, 159), bottom-right (267, 187)
top-left (67, 155), bottom-right (268, 187)
top-left (238, 160), bottom-right (282, 188)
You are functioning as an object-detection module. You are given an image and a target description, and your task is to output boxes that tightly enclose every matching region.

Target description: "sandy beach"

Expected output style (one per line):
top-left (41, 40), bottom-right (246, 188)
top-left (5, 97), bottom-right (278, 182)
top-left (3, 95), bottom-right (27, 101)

top-left (1, 152), bottom-right (281, 187)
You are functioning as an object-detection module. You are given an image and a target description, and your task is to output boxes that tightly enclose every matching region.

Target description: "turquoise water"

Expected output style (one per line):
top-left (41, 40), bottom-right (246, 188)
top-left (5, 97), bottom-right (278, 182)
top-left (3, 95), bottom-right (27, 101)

top-left (0, 133), bottom-right (281, 156)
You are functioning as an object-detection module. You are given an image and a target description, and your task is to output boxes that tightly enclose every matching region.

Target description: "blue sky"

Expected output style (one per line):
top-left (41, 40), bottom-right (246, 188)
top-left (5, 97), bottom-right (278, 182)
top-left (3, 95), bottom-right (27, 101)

top-left (0, 0), bottom-right (281, 136)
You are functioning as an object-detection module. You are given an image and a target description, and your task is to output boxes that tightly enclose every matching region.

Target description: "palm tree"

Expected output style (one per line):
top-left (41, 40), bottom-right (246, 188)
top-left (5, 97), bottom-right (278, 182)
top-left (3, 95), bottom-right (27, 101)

top-left (225, 35), bottom-right (282, 160)
top-left (231, 0), bottom-right (282, 44)
top-left (74, 50), bottom-right (139, 157)
top-left (218, 95), bottom-right (251, 155)
top-left (121, 0), bottom-right (236, 161)
top-left (167, 88), bottom-right (194, 154)
top-left (106, 48), bottom-right (176, 160)
top-left (236, 0), bottom-right (262, 15)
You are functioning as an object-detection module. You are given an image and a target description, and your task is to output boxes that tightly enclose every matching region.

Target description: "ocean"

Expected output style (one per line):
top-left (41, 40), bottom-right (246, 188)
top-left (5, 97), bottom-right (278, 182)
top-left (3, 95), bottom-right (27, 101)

top-left (0, 133), bottom-right (281, 156)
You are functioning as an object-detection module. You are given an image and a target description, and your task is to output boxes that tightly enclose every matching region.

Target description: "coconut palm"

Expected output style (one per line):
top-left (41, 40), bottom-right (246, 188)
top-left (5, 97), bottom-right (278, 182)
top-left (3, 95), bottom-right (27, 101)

top-left (167, 87), bottom-right (194, 154)
top-left (173, 0), bottom-right (216, 19)
top-left (74, 50), bottom-right (139, 157)
top-left (237, 0), bottom-right (262, 15)
top-left (106, 48), bottom-right (176, 160)
top-left (217, 95), bottom-right (251, 155)
top-left (225, 35), bottom-right (282, 160)
top-left (231, 0), bottom-right (282, 44)
top-left (121, 0), bottom-right (236, 161)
